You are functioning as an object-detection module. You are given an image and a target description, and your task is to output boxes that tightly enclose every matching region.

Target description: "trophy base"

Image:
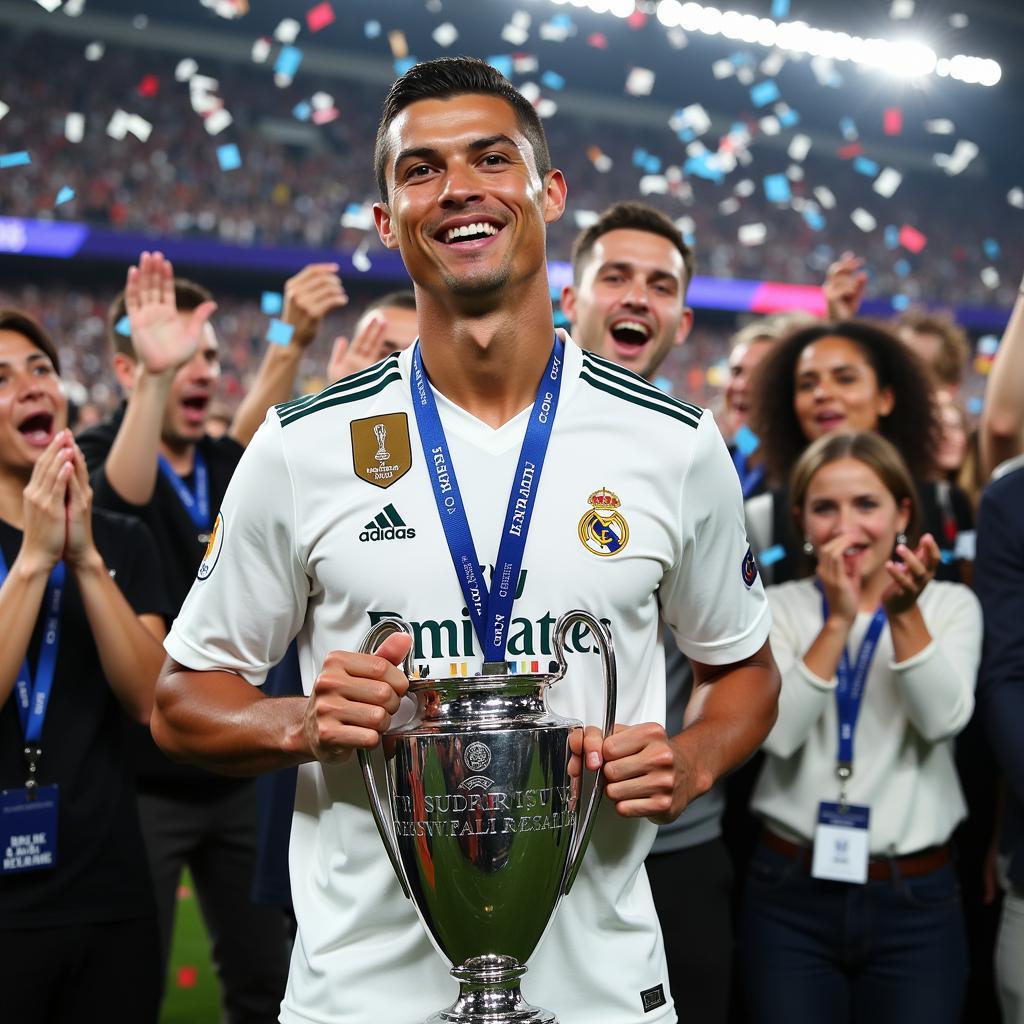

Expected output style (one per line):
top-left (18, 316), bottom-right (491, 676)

top-left (424, 955), bottom-right (557, 1024)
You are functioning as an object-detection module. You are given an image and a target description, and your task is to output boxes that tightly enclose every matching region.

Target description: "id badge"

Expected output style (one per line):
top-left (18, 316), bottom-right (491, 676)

top-left (0, 785), bottom-right (58, 874)
top-left (811, 801), bottom-right (869, 884)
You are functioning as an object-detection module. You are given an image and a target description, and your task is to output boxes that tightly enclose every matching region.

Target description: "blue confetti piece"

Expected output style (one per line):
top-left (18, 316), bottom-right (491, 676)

top-left (551, 14), bottom-right (573, 30)
top-left (55, 186), bottom-right (75, 206)
top-left (632, 147), bottom-right (649, 168)
top-left (541, 70), bottom-right (565, 90)
top-left (894, 258), bottom-right (911, 277)
top-left (644, 154), bottom-right (662, 174)
top-left (734, 424), bottom-right (760, 456)
top-left (939, 549), bottom-right (955, 565)
top-left (983, 238), bottom-right (1001, 260)
top-left (884, 224), bottom-right (900, 249)
top-left (364, 20), bottom-right (381, 38)
top-left (777, 107), bottom-right (800, 128)
top-left (275, 45), bottom-right (303, 79)
top-left (763, 173), bottom-right (791, 204)
top-left (891, 294), bottom-right (910, 310)
top-left (978, 334), bottom-right (1000, 356)
top-left (394, 57), bottom-right (417, 76)
top-left (292, 101), bottom-right (311, 121)
top-left (261, 292), bottom-right (283, 315)
top-left (676, 128), bottom-right (695, 144)
top-left (967, 397), bottom-right (984, 416)
top-left (216, 143), bottom-right (241, 171)
top-left (684, 154), bottom-right (725, 183)
top-left (839, 116), bottom-right (858, 140)
top-left (653, 375), bottom-right (674, 395)
top-left (266, 318), bottom-right (295, 347)
top-left (730, 52), bottom-right (752, 67)
top-left (854, 156), bottom-right (879, 177)
top-left (750, 80), bottom-right (780, 108)
top-left (771, 0), bottom-right (790, 17)
top-left (487, 55), bottom-right (513, 78)
top-left (0, 151), bottom-right (31, 169)
top-left (115, 315), bottom-right (132, 337)
top-left (759, 544), bottom-right (787, 567)
top-left (803, 207), bottom-right (825, 231)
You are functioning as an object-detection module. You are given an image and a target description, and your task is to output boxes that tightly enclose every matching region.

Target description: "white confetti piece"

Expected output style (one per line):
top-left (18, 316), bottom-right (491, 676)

top-left (760, 52), bottom-right (786, 77)
top-left (341, 204), bottom-right (374, 230)
top-left (536, 98), bottom-right (557, 119)
top-left (352, 244), bottom-right (372, 273)
top-left (518, 82), bottom-right (541, 105)
top-left (64, 112), bottom-right (84, 142)
top-left (981, 267), bottom-right (1000, 289)
top-left (311, 91), bottom-right (334, 111)
top-left (787, 134), bottom-right (811, 162)
top-left (924, 119), bottom-right (955, 135)
top-left (712, 58), bottom-right (735, 80)
top-left (873, 167), bottom-right (903, 198)
top-left (933, 140), bottom-right (978, 176)
top-left (274, 18), bottom-right (301, 44)
top-left (34, 0), bottom-right (62, 12)
top-left (502, 23), bottom-right (529, 45)
top-left (758, 116), bottom-right (780, 136)
top-left (106, 109), bottom-right (129, 140)
top-left (175, 58), bottom-right (198, 82)
top-left (573, 209), bottom-right (599, 229)
top-left (432, 22), bottom-right (458, 48)
top-left (734, 179), bottom-right (755, 197)
top-left (84, 41), bottom-right (104, 61)
top-left (63, 0), bottom-right (85, 14)
top-left (667, 28), bottom-right (688, 48)
top-left (786, 164), bottom-right (804, 181)
top-left (738, 223), bottom-right (767, 246)
top-left (513, 55), bottom-right (538, 74)
top-left (736, 66), bottom-right (755, 86)
top-left (890, 0), bottom-right (914, 18)
top-left (851, 208), bottom-right (877, 232)
top-left (640, 175), bottom-right (669, 195)
top-left (251, 38), bottom-right (271, 64)
top-left (669, 104), bottom-right (710, 138)
top-left (814, 186), bottom-right (836, 209)
top-left (126, 114), bottom-right (152, 142)
top-left (0, 101), bottom-right (8, 123)
top-left (1009, 187), bottom-right (1024, 209)
top-left (626, 67), bottom-right (655, 96)
top-left (204, 108), bottom-right (233, 135)
top-left (719, 197), bottom-right (740, 215)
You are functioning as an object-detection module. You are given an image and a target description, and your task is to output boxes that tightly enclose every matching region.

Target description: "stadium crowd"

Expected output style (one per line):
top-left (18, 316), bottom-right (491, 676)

top-left (1, 13), bottom-right (1023, 1024)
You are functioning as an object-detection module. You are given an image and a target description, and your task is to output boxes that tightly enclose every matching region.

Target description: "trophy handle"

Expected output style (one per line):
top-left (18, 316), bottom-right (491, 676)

top-left (357, 618), bottom-right (416, 901)
top-left (553, 609), bottom-right (617, 896)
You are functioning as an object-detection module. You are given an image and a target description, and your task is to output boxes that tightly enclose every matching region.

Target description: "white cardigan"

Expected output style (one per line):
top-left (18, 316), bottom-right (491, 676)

top-left (752, 577), bottom-right (982, 856)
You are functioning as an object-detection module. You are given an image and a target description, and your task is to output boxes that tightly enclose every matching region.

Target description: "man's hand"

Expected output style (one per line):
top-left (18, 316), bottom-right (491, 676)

top-left (125, 251), bottom-right (217, 375)
top-left (570, 722), bottom-right (700, 823)
top-left (327, 312), bottom-right (390, 383)
top-left (823, 251), bottom-right (867, 321)
top-left (283, 263), bottom-right (349, 349)
top-left (302, 632), bottom-right (412, 764)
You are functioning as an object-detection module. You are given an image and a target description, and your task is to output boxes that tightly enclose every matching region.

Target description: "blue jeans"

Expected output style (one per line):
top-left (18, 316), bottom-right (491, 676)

top-left (739, 841), bottom-right (967, 1024)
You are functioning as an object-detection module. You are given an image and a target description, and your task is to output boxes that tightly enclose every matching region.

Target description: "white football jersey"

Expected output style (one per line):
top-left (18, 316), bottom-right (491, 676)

top-left (166, 336), bottom-right (770, 1024)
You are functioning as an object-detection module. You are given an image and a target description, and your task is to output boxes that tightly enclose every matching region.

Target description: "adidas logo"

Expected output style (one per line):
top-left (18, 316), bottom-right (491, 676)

top-left (359, 503), bottom-right (417, 542)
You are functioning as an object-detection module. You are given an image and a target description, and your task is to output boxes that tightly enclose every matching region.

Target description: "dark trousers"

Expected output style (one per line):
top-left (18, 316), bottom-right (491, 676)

top-left (646, 837), bottom-right (734, 1024)
top-left (0, 916), bottom-right (161, 1023)
top-left (138, 782), bottom-right (291, 1024)
top-left (739, 841), bottom-right (968, 1024)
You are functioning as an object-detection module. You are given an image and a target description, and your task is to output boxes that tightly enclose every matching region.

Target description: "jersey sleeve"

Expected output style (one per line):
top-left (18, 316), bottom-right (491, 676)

top-left (659, 411), bottom-right (771, 665)
top-left (163, 412), bottom-right (308, 686)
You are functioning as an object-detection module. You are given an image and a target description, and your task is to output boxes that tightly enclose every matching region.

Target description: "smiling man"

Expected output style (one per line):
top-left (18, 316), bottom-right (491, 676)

top-left (152, 57), bottom-right (778, 1024)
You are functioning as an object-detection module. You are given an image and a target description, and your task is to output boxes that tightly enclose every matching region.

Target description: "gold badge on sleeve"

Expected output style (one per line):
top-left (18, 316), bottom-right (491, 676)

top-left (351, 413), bottom-right (412, 489)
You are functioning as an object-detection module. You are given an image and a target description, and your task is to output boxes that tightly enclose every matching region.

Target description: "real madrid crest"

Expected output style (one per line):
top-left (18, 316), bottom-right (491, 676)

top-left (351, 412), bottom-right (412, 489)
top-left (197, 511), bottom-right (224, 580)
top-left (578, 487), bottom-right (629, 557)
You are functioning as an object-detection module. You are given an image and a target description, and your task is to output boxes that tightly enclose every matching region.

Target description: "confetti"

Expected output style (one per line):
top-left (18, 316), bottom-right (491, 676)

top-left (0, 151), bottom-right (31, 169)
top-left (763, 174), bottom-right (791, 204)
top-left (535, 98), bottom-right (558, 119)
top-left (275, 46), bottom-right (303, 80)
top-left (388, 30), bottom-right (409, 59)
top-left (873, 168), bottom-right (902, 198)
top-left (891, 294), bottom-right (910, 311)
top-left (749, 80), bottom-right (780, 108)
top-left (266, 318), bottom-right (295, 346)
top-left (934, 140), bottom-right (978, 176)
top-left (177, 967), bottom-right (198, 989)
top-left (978, 335), bottom-right (1000, 357)
top-left (890, 0), bottom-right (914, 18)
top-left (1009, 188), bottom-right (1024, 209)
top-left (803, 207), bottom-right (826, 231)
top-left (967, 397), bottom-right (984, 416)
top-left (513, 55), bottom-right (538, 75)
top-left (839, 116), bottom-right (858, 141)
top-left (898, 224), bottom-right (927, 252)
top-left (292, 101), bottom-right (311, 121)
top-left (814, 186), bottom-right (836, 210)
top-left (352, 244), bottom-right (372, 273)
top-left (712, 59), bottom-right (735, 80)
top-left (311, 91), bottom-right (333, 111)
top-left (640, 175), bottom-right (669, 195)
top-left (625, 68), bottom-right (655, 96)
top-left (539, 18), bottom-right (572, 43)
top-left (274, 18), bottom-right (301, 44)
top-left (204, 108), bottom-right (233, 135)
top-left (787, 164), bottom-right (804, 182)
top-left (719, 197), bottom-right (740, 216)
top-left (432, 22), bottom-right (458, 47)
top-left (306, 2), bottom-right (335, 33)
top-left (759, 544), bottom-right (787, 567)
top-left (983, 238), bottom-right (1001, 260)
top-left (883, 108), bottom-right (903, 135)
top-left (837, 142), bottom-right (863, 160)
top-left (34, 0), bottom-right (62, 11)
top-left (261, 292), bottom-right (283, 315)
top-left (738, 223), bottom-right (767, 246)
top-left (894, 258), bottom-right (911, 276)
top-left (55, 186), bottom-right (75, 206)
top-left (950, 13), bottom-right (969, 28)
top-left (502, 23), bottom-right (529, 46)
top-left (64, 112), bottom-right (84, 143)
top-left (666, 28), bottom-right (688, 50)
top-left (216, 143), bottom-right (242, 171)
top-left (84, 41), bottom-right (104, 61)
top-left (63, 0), bottom-right (83, 14)
top-left (341, 203), bottom-right (373, 230)
top-left (788, 134), bottom-right (811, 162)
top-left (981, 267), bottom-right (1000, 289)
top-left (775, 104), bottom-right (800, 129)
top-left (364, 20), bottom-right (381, 39)
top-left (137, 74), bottom-right (160, 98)
top-left (114, 315), bottom-right (132, 337)
top-left (394, 58), bottom-right (417, 77)
top-left (586, 146), bottom-right (613, 173)
top-left (810, 56), bottom-right (842, 88)
top-left (669, 104), bottom-right (711, 141)
top-left (541, 70), bottom-right (565, 91)
top-left (853, 157), bottom-right (880, 178)
top-left (734, 425), bottom-right (760, 456)
top-left (884, 225), bottom-right (900, 248)
top-left (487, 55), bottom-right (513, 78)
top-left (758, 116), bottom-right (780, 136)
top-left (851, 208), bottom-right (877, 232)
top-left (924, 119), bottom-right (955, 135)
top-left (312, 106), bottom-right (339, 125)
top-left (573, 210), bottom-right (599, 229)
top-left (760, 52), bottom-right (786, 77)
top-left (770, 0), bottom-right (790, 17)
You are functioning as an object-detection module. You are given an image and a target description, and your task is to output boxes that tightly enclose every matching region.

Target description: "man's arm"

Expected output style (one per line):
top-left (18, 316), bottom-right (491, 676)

top-left (151, 632), bottom-right (413, 777)
top-left (578, 641), bottom-right (779, 822)
top-left (980, 280), bottom-right (1024, 480)
top-left (229, 263), bottom-right (348, 446)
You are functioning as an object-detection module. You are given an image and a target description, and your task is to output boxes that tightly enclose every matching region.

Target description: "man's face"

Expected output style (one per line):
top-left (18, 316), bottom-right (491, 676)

top-left (723, 337), bottom-right (774, 438)
top-left (374, 94), bottom-right (565, 303)
top-left (561, 228), bottom-right (692, 380)
top-left (160, 315), bottom-right (221, 446)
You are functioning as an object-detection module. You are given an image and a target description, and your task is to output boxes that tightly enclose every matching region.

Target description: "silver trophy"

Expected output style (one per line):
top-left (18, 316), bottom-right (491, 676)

top-left (358, 610), bottom-right (617, 1023)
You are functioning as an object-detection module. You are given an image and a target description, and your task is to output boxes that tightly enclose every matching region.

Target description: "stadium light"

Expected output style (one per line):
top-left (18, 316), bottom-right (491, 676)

top-left (651, 0), bottom-right (1000, 86)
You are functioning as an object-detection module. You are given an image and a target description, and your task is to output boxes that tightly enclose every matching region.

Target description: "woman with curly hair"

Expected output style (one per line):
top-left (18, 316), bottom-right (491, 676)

top-left (745, 319), bottom-right (973, 584)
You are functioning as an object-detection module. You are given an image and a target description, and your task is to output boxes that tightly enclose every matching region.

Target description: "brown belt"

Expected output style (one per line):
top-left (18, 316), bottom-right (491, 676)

top-left (761, 829), bottom-right (951, 881)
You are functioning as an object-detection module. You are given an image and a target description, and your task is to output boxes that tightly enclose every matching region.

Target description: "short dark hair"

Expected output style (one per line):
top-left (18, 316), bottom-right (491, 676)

top-left (570, 202), bottom-right (696, 297)
top-left (749, 319), bottom-right (939, 485)
top-left (0, 308), bottom-right (61, 374)
top-left (374, 56), bottom-right (552, 203)
top-left (107, 278), bottom-right (214, 359)
top-left (893, 308), bottom-right (969, 388)
top-left (361, 290), bottom-right (417, 318)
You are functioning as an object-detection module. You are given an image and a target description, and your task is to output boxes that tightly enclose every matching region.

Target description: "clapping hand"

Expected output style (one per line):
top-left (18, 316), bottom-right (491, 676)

top-left (882, 533), bottom-right (940, 616)
top-left (20, 431), bottom-right (75, 574)
top-left (125, 251), bottom-right (217, 375)
top-left (815, 531), bottom-right (862, 625)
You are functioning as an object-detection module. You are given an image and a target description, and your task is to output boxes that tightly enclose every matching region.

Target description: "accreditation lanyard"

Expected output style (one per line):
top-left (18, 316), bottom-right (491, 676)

top-left (0, 548), bottom-right (65, 749)
top-left (817, 583), bottom-right (886, 796)
top-left (410, 338), bottom-right (564, 670)
top-left (158, 450), bottom-right (210, 531)
top-left (731, 449), bottom-right (765, 499)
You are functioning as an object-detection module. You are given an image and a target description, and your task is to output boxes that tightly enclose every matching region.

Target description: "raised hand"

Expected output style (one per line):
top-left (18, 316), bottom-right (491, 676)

top-left (283, 262), bottom-right (349, 350)
top-left (124, 251), bottom-right (217, 375)
top-left (882, 533), bottom-right (940, 617)
top-left (823, 251), bottom-right (868, 321)
top-left (20, 431), bottom-right (74, 574)
top-left (327, 311), bottom-right (390, 383)
top-left (815, 532), bottom-right (862, 625)
top-left (63, 444), bottom-right (98, 570)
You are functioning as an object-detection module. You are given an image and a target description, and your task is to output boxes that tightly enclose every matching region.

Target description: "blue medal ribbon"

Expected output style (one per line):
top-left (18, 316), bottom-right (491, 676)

top-left (158, 450), bottom-right (210, 531)
top-left (410, 338), bottom-right (564, 667)
top-left (0, 548), bottom-right (65, 744)
top-left (817, 582), bottom-right (886, 768)
top-left (732, 448), bottom-right (765, 499)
